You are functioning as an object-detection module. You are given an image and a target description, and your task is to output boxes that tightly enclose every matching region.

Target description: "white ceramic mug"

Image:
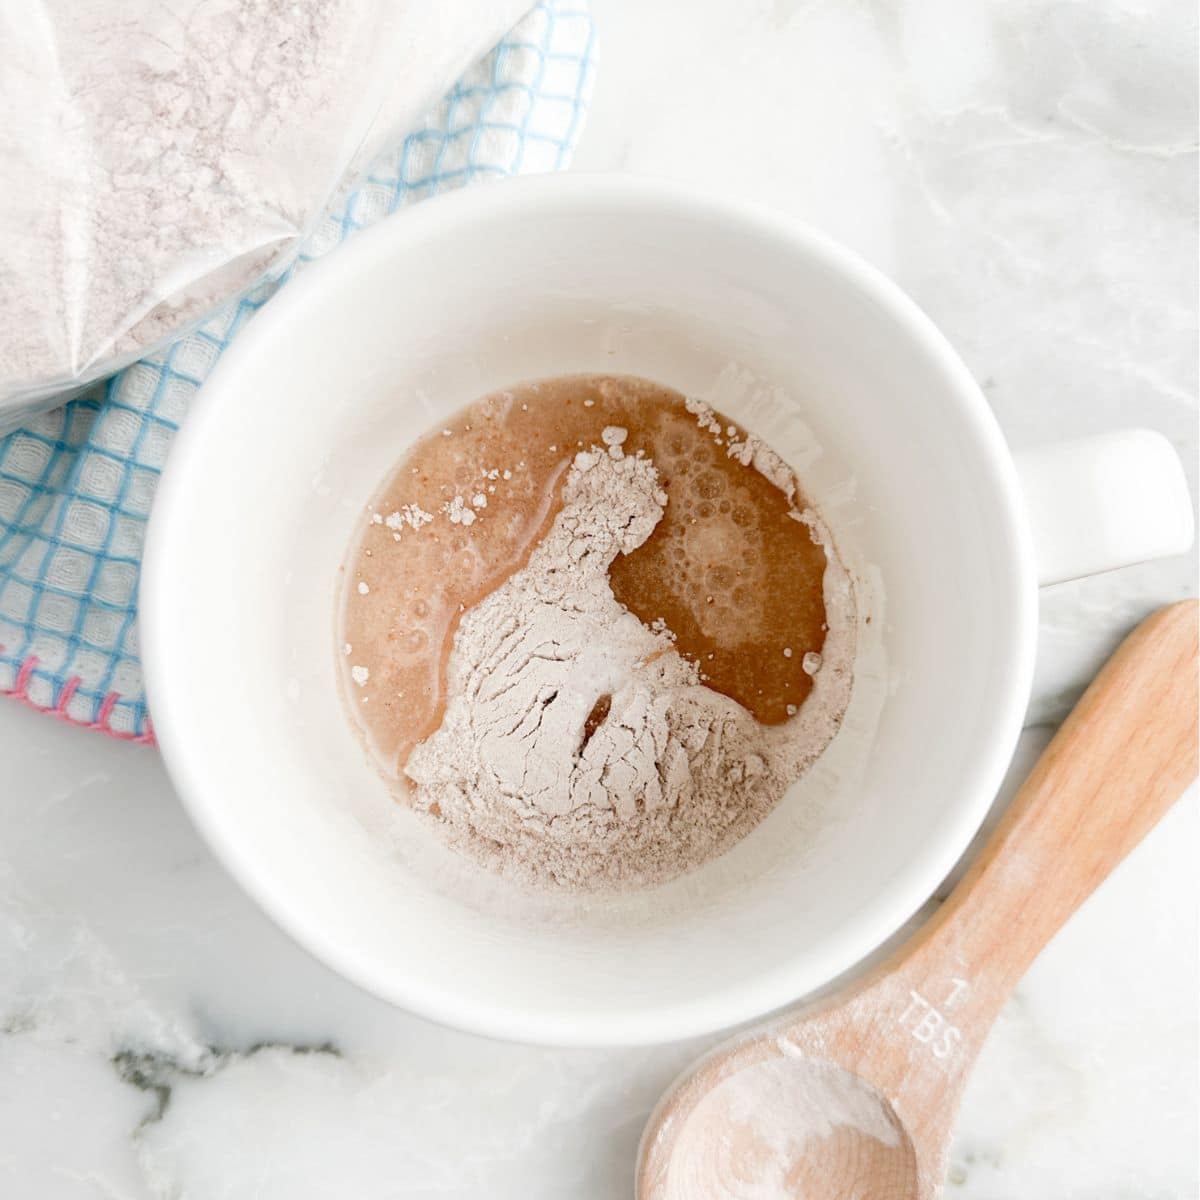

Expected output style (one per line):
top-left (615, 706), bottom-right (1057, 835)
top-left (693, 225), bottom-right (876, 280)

top-left (141, 176), bottom-right (1193, 1046)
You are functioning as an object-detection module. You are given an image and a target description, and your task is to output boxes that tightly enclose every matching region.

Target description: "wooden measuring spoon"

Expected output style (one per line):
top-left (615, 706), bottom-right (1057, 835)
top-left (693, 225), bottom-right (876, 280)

top-left (638, 600), bottom-right (1198, 1200)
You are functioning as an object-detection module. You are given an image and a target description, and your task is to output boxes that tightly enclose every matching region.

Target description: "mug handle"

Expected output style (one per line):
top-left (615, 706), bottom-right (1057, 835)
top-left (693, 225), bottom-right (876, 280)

top-left (1015, 429), bottom-right (1194, 586)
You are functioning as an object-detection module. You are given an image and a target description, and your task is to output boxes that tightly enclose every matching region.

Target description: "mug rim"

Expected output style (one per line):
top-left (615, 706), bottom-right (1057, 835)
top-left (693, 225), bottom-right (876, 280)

top-left (141, 173), bottom-right (1038, 1045)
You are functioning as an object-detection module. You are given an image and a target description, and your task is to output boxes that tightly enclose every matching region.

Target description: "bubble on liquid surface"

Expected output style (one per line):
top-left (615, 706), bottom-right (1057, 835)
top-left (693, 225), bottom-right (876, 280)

top-left (662, 1057), bottom-right (919, 1200)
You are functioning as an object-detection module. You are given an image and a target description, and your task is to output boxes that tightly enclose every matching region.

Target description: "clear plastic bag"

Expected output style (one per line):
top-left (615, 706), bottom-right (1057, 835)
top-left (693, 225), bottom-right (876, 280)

top-left (0, 0), bottom-right (530, 425)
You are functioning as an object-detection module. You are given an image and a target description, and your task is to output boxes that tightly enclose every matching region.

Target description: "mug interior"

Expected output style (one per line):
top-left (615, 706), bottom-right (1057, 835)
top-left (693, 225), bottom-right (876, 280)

top-left (142, 177), bottom-right (1035, 1044)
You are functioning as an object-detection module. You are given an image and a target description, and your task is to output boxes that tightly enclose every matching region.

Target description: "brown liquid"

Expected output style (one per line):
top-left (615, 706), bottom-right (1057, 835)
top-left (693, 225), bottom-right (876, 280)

top-left (339, 375), bottom-right (830, 775)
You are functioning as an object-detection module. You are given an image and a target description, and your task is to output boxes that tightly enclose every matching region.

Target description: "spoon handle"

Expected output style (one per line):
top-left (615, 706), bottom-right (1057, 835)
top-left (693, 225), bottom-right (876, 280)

top-left (636, 604), bottom-right (1197, 1200)
top-left (898, 600), bottom-right (1198, 1031)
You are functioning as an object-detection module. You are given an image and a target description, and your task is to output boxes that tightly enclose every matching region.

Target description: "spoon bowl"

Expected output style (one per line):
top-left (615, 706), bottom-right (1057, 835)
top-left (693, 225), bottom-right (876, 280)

top-left (639, 601), bottom-right (1199, 1199)
top-left (651, 1044), bottom-right (921, 1199)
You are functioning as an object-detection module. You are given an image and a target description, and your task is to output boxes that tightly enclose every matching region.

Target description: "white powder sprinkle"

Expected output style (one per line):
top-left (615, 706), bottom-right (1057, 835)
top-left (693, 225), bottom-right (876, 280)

top-left (471, 493), bottom-right (488, 509)
top-left (443, 495), bottom-right (477, 526)
top-left (357, 581), bottom-right (369, 595)
top-left (389, 504), bottom-right (433, 531)
top-left (351, 665), bottom-right (369, 686)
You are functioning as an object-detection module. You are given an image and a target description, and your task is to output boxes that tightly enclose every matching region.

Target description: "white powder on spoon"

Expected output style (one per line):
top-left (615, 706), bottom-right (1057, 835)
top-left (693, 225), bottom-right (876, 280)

top-left (405, 441), bottom-right (854, 890)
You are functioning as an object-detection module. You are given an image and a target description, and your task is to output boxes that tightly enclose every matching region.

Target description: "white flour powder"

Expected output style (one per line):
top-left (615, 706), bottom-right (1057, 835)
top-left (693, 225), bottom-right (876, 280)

top-left (0, 0), bottom-right (526, 402)
top-left (405, 438), bottom-right (855, 889)
top-left (660, 1057), bottom-right (913, 1200)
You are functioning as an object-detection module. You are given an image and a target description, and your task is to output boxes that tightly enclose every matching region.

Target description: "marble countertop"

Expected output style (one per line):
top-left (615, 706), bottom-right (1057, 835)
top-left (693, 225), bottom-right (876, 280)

top-left (2, 0), bottom-right (1196, 1196)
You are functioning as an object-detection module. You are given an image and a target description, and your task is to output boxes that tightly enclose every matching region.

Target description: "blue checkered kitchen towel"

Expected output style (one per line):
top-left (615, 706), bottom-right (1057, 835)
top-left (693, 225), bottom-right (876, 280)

top-left (0, 1), bottom-right (595, 741)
